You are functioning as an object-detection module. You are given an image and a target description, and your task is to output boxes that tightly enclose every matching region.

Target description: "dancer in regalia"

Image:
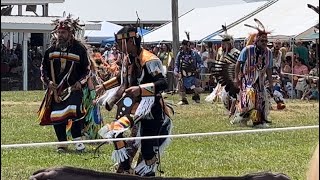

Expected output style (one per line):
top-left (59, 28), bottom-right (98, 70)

top-left (96, 26), bottom-right (173, 177)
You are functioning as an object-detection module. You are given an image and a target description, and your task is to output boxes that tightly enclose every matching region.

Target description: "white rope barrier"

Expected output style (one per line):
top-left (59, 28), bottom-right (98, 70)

top-left (281, 72), bottom-right (319, 79)
top-left (1, 125), bottom-right (318, 149)
top-left (167, 70), bottom-right (319, 79)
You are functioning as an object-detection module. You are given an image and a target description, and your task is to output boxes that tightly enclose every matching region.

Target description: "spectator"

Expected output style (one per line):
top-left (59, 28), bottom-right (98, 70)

top-left (294, 40), bottom-right (309, 68)
top-left (309, 43), bottom-right (317, 68)
top-left (280, 42), bottom-right (289, 61)
top-left (271, 39), bottom-right (283, 75)
top-left (8, 49), bottom-right (18, 72)
top-left (199, 43), bottom-right (209, 88)
top-left (309, 62), bottom-right (319, 77)
top-left (293, 57), bottom-right (309, 75)
top-left (293, 57), bottom-right (309, 98)
top-left (152, 45), bottom-right (160, 56)
top-left (301, 79), bottom-right (319, 100)
top-left (282, 54), bottom-right (293, 86)
top-left (102, 43), bottom-right (112, 62)
top-left (158, 43), bottom-right (173, 67)
top-left (14, 44), bottom-right (22, 64)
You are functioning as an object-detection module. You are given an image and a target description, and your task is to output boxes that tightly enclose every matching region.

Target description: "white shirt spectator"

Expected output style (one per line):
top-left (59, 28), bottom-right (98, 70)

top-left (201, 51), bottom-right (209, 68)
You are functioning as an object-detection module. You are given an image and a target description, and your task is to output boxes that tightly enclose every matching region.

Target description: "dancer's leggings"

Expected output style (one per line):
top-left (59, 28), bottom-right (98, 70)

top-left (53, 120), bottom-right (83, 142)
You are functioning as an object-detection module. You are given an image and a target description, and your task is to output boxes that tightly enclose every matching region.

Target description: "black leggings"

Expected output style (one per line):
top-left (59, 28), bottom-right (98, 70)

top-left (140, 119), bottom-right (162, 160)
top-left (53, 120), bottom-right (83, 142)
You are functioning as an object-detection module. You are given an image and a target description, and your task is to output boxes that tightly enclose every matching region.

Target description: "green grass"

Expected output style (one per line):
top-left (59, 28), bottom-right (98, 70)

top-left (1, 91), bottom-right (319, 179)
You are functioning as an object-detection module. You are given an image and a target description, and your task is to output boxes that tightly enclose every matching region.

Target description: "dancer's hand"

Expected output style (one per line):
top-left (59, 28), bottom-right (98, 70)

top-left (125, 86), bottom-right (141, 98)
top-left (95, 84), bottom-right (104, 95)
top-left (73, 81), bottom-right (82, 90)
top-left (48, 81), bottom-right (57, 91)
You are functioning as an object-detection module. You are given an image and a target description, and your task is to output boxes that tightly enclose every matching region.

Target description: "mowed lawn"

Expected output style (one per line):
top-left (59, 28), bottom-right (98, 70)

top-left (1, 91), bottom-right (319, 180)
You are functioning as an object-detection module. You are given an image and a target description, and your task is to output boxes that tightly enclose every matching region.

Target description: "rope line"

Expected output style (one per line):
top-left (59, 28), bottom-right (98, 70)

top-left (166, 71), bottom-right (319, 79)
top-left (1, 125), bottom-right (318, 149)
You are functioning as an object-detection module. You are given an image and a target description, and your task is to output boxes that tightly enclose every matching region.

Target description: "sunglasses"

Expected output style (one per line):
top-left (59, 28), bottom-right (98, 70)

top-left (260, 39), bottom-right (268, 43)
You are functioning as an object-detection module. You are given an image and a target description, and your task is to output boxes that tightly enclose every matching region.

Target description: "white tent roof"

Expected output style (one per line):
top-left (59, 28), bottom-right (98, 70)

top-left (143, 2), bottom-right (267, 43)
top-left (208, 0), bottom-right (319, 40)
top-left (8, 0), bottom-right (255, 22)
top-left (84, 21), bottom-right (122, 37)
top-left (295, 27), bottom-right (319, 41)
top-left (1, 15), bottom-right (101, 32)
top-left (84, 21), bottom-right (123, 44)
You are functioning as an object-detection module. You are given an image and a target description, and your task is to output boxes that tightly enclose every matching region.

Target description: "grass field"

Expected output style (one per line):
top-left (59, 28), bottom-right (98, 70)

top-left (1, 91), bottom-right (319, 180)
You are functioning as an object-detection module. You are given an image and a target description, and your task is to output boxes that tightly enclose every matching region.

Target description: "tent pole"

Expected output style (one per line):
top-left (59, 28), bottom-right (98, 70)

top-left (171, 0), bottom-right (179, 103)
top-left (290, 38), bottom-right (294, 99)
top-left (23, 32), bottom-right (29, 91)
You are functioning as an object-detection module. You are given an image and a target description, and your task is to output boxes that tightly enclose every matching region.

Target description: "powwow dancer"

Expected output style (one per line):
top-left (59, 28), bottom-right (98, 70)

top-left (205, 24), bottom-right (240, 118)
top-left (210, 19), bottom-right (275, 128)
top-left (38, 15), bottom-right (90, 152)
top-left (77, 46), bottom-right (104, 140)
top-left (96, 26), bottom-right (173, 177)
top-left (233, 19), bottom-right (275, 128)
top-left (174, 32), bottom-right (204, 105)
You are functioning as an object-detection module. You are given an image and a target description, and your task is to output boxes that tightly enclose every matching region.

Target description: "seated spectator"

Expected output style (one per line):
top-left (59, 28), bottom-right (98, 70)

top-left (301, 79), bottom-right (319, 100)
top-left (293, 57), bottom-right (310, 98)
top-left (309, 62), bottom-right (319, 77)
top-left (293, 57), bottom-right (309, 76)
top-left (309, 43), bottom-right (317, 68)
top-left (281, 54), bottom-right (293, 88)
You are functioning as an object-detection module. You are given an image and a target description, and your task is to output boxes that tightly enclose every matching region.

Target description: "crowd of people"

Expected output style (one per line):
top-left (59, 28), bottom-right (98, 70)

top-left (2, 31), bottom-right (318, 99)
top-left (1, 42), bottom-right (44, 90)
top-left (0, 14), bottom-right (317, 178)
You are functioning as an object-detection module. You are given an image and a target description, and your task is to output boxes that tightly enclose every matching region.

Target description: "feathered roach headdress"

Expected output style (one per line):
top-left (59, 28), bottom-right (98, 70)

top-left (244, 18), bottom-right (271, 46)
top-left (114, 26), bottom-right (139, 42)
top-left (51, 14), bottom-right (83, 35)
top-left (114, 13), bottom-right (142, 47)
top-left (50, 14), bottom-right (84, 48)
top-left (220, 24), bottom-right (234, 43)
top-left (182, 31), bottom-right (190, 46)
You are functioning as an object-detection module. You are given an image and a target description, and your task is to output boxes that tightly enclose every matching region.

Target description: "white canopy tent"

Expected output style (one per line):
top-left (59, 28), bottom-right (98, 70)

top-left (84, 21), bottom-right (123, 44)
top-left (7, 0), bottom-right (247, 22)
top-left (143, 1), bottom-right (267, 43)
top-left (295, 27), bottom-right (319, 41)
top-left (207, 0), bottom-right (319, 41)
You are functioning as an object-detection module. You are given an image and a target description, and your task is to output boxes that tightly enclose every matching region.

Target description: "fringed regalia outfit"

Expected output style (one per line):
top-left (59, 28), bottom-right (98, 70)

top-left (174, 37), bottom-right (204, 104)
top-left (205, 25), bottom-right (240, 116)
top-left (208, 47), bottom-right (240, 112)
top-left (232, 19), bottom-right (274, 127)
top-left (39, 40), bottom-right (90, 126)
top-left (38, 16), bottom-right (90, 151)
top-left (235, 44), bottom-right (273, 125)
top-left (210, 20), bottom-right (278, 127)
top-left (97, 45), bottom-right (173, 176)
top-left (80, 71), bottom-right (104, 140)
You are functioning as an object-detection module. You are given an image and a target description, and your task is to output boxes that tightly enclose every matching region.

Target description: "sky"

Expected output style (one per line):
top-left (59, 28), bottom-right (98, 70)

top-left (8, 0), bottom-right (267, 22)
